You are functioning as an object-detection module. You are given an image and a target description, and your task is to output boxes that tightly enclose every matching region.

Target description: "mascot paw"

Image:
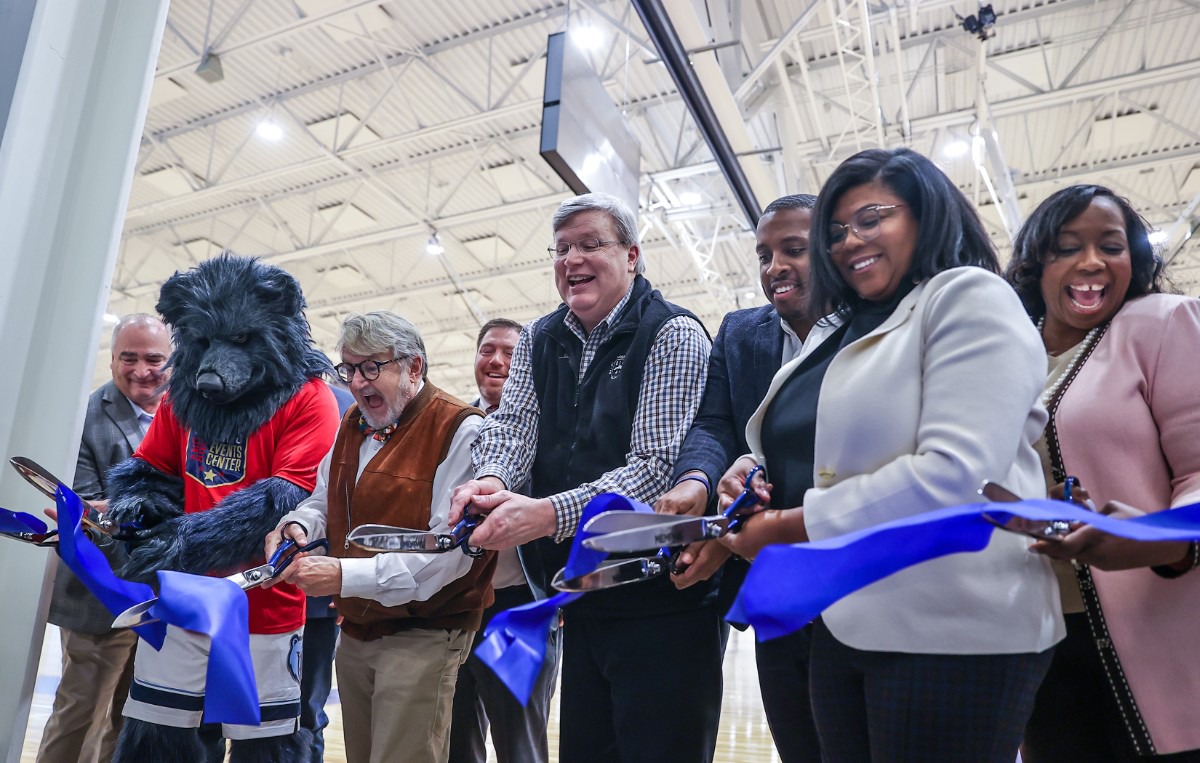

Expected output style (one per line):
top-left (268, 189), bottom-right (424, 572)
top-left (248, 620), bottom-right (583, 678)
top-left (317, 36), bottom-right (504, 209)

top-left (119, 522), bottom-right (184, 584)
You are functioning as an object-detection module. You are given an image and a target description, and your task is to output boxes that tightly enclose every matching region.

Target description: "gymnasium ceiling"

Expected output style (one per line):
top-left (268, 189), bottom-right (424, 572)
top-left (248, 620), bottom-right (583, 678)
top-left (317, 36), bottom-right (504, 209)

top-left (101, 0), bottom-right (1200, 397)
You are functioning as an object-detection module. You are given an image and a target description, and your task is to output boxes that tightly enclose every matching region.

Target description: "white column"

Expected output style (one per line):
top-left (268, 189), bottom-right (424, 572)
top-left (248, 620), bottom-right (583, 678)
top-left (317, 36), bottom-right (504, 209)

top-left (0, 0), bottom-right (169, 759)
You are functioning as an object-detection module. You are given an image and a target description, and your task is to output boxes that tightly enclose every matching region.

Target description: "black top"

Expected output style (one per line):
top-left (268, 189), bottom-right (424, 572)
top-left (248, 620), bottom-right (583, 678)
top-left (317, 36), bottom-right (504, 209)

top-left (761, 324), bottom-right (847, 508)
top-left (760, 281), bottom-right (916, 509)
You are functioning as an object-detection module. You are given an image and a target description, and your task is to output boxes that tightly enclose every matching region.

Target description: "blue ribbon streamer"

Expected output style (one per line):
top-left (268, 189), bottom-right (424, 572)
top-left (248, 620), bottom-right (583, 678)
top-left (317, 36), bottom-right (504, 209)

top-left (52, 487), bottom-right (259, 724)
top-left (0, 508), bottom-right (48, 534)
top-left (53, 487), bottom-right (166, 648)
top-left (476, 493), bottom-right (653, 704)
top-left (149, 571), bottom-right (259, 725)
top-left (729, 498), bottom-right (1200, 641)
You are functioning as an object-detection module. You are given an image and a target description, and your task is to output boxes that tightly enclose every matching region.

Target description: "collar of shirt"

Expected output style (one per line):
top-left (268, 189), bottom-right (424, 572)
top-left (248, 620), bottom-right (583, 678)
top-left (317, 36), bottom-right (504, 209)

top-left (471, 397), bottom-right (499, 416)
top-left (780, 316), bottom-right (804, 365)
top-left (563, 279), bottom-right (637, 344)
top-left (126, 396), bottom-right (155, 434)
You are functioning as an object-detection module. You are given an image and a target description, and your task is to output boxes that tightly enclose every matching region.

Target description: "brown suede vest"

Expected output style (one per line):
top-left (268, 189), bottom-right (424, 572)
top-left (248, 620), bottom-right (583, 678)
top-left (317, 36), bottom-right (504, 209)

top-left (327, 382), bottom-right (495, 641)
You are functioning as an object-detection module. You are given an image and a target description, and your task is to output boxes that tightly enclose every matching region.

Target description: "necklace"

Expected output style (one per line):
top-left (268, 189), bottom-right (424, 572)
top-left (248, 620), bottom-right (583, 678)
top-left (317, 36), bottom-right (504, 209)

top-left (1038, 316), bottom-right (1103, 407)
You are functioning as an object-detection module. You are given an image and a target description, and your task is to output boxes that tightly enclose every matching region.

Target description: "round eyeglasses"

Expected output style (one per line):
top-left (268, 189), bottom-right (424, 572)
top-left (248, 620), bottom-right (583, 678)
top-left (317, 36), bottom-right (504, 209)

top-left (547, 238), bottom-right (624, 260)
top-left (828, 204), bottom-right (905, 249)
top-left (334, 358), bottom-right (399, 383)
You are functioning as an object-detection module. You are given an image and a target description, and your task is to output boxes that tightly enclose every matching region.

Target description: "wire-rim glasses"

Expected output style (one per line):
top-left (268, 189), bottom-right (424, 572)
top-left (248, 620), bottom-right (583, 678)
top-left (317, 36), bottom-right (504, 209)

top-left (828, 204), bottom-right (905, 250)
top-left (334, 358), bottom-right (399, 383)
top-left (547, 238), bottom-right (625, 260)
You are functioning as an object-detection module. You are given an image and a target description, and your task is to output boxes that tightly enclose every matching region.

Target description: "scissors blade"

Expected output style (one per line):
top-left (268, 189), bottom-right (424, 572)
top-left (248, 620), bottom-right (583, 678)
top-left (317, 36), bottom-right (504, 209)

top-left (978, 480), bottom-right (1072, 540)
top-left (10, 456), bottom-right (108, 534)
top-left (582, 516), bottom-right (728, 553)
top-left (347, 525), bottom-right (450, 553)
top-left (0, 530), bottom-right (59, 547)
top-left (581, 511), bottom-right (687, 535)
top-left (113, 561), bottom-right (278, 629)
top-left (112, 598), bottom-right (159, 628)
top-left (226, 563), bottom-right (276, 590)
top-left (550, 557), bottom-right (667, 592)
top-left (980, 481), bottom-right (1022, 503)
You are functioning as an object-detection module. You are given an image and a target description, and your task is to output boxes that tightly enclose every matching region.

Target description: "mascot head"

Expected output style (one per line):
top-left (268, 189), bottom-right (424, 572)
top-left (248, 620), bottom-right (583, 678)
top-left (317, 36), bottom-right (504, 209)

top-left (156, 253), bottom-right (332, 444)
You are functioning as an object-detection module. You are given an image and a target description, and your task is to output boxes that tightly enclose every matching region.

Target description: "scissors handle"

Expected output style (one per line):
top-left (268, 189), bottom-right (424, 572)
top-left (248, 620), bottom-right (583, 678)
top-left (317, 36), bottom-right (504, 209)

top-left (269, 538), bottom-right (330, 577)
top-left (724, 464), bottom-right (766, 534)
top-left (1063, 476), bottom-right (1080, 504)
top-left (450, 503), bottom-right (486, 557)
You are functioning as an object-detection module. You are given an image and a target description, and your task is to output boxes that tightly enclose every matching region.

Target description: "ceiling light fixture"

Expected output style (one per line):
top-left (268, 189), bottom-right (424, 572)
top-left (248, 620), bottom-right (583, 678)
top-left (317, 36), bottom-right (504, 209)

top-left (943, 139), bottom-right (970, 158)
top-left (256, 120), bottom-right (283, 141)
top-left (570, 24), bottom-right (604, 50)
top-left (426, 232), bottom-right (445, 255)
top-left (1148, 229), bottom-right (1169, 245)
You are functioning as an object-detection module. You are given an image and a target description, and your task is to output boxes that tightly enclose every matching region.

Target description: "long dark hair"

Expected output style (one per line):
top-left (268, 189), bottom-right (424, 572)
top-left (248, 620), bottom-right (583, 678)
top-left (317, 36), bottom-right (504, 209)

top-left (807, 148), bottom-right (999, 320)
top-left (1004, 184), bottom-right (1167, 318)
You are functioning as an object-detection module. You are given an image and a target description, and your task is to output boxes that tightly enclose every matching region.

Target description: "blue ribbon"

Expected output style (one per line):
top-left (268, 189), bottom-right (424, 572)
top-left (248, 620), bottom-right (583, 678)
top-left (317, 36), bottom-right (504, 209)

top-left (52, 487), bottom-right (260, 724)
top-left (53, 487), bottom-right (166, 648)
top-left (475, 493), bottom-right (653, 704)
top-left (729, 498), bottom-right (1200, 641)
top-left (149, 571), bottom-right (259, 725)
top-left (0, 508), bottom-right (48, 534)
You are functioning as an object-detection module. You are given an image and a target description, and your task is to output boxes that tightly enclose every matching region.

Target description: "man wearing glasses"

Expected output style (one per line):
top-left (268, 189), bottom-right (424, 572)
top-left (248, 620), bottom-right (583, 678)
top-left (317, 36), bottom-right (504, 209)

top-left (268, 311), bottom-right (495, 763)
top-left (450, 193), bottom-right (723, 762)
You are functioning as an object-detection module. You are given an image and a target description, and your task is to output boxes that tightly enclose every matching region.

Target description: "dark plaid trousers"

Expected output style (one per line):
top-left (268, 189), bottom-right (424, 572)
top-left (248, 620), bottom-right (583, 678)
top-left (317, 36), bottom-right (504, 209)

top-left (809, 617), bottom-right (1053, 763)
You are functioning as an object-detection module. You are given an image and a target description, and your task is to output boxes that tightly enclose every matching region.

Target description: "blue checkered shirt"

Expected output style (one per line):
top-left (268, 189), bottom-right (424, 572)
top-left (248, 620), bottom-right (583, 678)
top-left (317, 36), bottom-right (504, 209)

top-left (472, 283), bottom-right (711, 541)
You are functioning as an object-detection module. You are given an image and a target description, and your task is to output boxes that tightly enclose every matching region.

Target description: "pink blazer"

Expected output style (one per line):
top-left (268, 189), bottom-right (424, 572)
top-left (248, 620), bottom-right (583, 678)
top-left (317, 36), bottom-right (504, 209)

top-left (1057, 293), bottom-right (1200, 754)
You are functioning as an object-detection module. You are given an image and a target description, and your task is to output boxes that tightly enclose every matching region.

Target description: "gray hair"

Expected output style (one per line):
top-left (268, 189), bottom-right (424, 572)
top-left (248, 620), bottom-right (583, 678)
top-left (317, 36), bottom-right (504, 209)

top-left (337, 311), bottom-right (428, 380)
top-left (111, 313), bottom-right (168, 347)
top-left (552, 193), bottom-right (644, 275)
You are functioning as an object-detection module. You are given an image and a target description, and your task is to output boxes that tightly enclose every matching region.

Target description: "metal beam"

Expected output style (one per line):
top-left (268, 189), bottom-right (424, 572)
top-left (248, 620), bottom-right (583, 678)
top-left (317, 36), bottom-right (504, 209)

top-left (631, 0), bottom-right (762, 223)
top-left (734, 0), bottom-right (821, 101)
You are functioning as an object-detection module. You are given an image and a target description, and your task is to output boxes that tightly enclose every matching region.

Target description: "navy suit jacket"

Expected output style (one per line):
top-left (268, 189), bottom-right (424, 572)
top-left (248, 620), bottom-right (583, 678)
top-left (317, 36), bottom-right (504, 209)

top-left (673, 304), bottom-right (785, 486)
top-left (671, 305), bottom-right (785, 621)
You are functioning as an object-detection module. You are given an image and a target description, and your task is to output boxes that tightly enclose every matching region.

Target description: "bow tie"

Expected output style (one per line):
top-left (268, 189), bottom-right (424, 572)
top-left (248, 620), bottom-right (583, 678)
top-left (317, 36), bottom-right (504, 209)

top-left (358, 415), bottom-right (398, 443)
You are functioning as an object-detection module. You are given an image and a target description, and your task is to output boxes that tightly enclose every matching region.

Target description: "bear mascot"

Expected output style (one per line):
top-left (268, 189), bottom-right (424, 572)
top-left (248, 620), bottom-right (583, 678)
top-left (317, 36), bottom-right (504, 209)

top-left (105, 253), bottom-right (341, 762)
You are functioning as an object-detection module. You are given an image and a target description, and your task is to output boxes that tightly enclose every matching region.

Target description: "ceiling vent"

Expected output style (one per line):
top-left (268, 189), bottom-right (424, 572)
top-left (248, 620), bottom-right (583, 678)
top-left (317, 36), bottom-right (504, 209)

top-left (317, 202), bottom-right (377, 235)
top-left (1086, 110), bottom-right (1157, 152)
top-left (306, 112), bottom-right (381, 151)
top-left (295, 1), bottom-right (394, 44)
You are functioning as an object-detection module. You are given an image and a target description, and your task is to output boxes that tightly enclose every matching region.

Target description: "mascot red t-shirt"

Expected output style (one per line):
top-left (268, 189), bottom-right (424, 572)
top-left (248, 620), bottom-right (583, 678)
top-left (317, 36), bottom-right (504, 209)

top-left (134, 378), bottom-right (340, 634)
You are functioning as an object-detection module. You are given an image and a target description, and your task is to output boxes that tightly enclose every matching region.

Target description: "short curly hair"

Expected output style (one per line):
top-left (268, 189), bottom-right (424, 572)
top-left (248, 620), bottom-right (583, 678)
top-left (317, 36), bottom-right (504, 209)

top-left (1004, 185), bottom-right (1166, 318)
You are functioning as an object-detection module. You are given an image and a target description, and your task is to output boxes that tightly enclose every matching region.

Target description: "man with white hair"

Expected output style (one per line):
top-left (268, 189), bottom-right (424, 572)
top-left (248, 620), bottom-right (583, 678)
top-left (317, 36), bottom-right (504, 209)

top-left (268, 311), bottom-right (495, 763)
top-left (450, 193), bottom-right (723, 762)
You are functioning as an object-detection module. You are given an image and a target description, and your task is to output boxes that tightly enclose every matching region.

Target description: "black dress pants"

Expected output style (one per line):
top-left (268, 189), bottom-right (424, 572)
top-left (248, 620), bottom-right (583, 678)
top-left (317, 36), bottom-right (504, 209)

top-left (559, 605), bottom-right (726, 763)
top-left (755, 623), bottom-right (821, 762)
top-left (1023, 612), bottom-right (1200, 763)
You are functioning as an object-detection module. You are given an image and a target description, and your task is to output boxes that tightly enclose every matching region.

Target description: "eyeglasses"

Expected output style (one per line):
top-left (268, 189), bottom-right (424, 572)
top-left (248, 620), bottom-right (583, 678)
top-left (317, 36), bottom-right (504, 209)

top-left (334, 358), bottom-right (399, 383)
top-left (547, 238), bottom-right (624, 259)
top-left (828, 204), bottom-right (905, 249)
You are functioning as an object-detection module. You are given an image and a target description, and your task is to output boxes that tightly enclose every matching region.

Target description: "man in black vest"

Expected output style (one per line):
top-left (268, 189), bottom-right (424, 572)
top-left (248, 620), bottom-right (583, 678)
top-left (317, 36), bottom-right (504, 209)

top-left (450, 193), bottom-right (723, 762)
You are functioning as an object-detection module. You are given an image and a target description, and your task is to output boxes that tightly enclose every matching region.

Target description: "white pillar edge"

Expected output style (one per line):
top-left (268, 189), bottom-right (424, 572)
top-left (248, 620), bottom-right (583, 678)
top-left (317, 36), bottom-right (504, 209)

top-left (0, 0), bottom-right (170, 759)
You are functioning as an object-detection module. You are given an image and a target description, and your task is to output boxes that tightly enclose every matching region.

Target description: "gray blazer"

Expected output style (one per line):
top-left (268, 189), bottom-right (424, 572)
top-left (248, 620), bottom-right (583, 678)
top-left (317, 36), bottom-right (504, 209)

top-left (47, 380), bottom-right (145, 635)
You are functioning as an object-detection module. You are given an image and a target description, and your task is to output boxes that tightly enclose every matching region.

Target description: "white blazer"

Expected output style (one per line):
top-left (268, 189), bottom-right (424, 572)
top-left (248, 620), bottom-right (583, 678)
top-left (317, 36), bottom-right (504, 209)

top-left (747, 267), bottom-right (1064, 654)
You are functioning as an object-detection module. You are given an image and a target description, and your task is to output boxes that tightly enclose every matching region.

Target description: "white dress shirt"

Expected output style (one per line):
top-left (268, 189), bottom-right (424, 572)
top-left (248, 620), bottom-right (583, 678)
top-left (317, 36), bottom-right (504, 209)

top-left (281, 404), bottom-right (482, 608)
